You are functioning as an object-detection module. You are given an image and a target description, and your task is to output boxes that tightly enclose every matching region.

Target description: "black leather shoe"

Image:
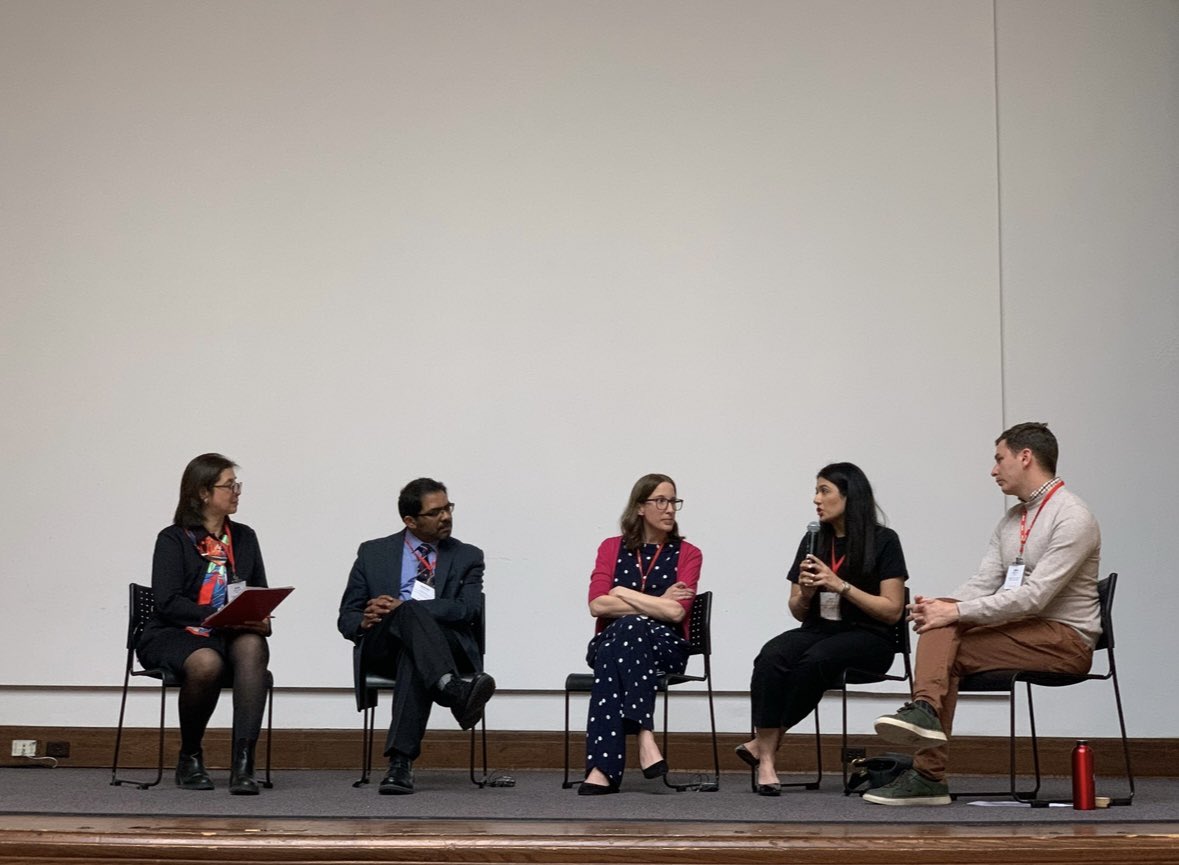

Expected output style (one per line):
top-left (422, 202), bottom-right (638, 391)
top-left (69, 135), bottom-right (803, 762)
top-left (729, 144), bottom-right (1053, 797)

top-left (440, 672), bottom-right (497, 730)
top-left (577, 780), bottom-right (619, 795)
top-left (229, 738), bottom-right (259, 796)
top-left (175, 751), bottom-right (214, 790)
top-left (641, 759), bottom-right (668, 779)
top-left (379, 755), bottom-right (414, 795)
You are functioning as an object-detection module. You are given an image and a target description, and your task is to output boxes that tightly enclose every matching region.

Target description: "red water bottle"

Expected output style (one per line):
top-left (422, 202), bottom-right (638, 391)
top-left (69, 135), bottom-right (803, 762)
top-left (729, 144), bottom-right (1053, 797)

top-left (1072, 739), bottom-right (1095, 810)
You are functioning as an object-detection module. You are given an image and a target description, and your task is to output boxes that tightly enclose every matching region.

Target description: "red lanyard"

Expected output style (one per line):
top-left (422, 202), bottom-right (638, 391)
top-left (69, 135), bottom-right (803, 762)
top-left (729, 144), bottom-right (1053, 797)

top-left (405, 538), bottom-right (436, 578)
top-left (829, 539), bottom-right (846, 576)
top-left (1018, 480), bottom-right (1064, 556)
top-left (635, 544), bottom-right (664, 591)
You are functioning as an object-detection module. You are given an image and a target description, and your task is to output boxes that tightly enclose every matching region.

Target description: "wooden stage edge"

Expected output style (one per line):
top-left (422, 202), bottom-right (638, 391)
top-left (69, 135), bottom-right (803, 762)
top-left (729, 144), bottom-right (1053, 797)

top-left (2, 815), bottom-right (1179, 865)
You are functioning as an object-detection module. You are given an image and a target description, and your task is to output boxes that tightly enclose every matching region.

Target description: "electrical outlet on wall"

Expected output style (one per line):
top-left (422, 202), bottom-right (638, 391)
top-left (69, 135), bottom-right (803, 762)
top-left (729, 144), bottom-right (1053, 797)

top-left (11, 739), bottom-right (37, 757)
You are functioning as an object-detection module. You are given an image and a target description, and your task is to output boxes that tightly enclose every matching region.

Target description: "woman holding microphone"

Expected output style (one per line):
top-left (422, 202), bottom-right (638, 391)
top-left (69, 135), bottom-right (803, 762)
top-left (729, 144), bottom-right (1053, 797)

top-left (739, 462), bottom-right (908, 795)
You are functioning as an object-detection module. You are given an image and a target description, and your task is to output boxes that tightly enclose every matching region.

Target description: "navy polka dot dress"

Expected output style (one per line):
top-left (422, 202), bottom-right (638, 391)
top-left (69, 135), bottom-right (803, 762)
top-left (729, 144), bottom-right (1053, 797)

top-left (584, 541), bottom-right (690, 786)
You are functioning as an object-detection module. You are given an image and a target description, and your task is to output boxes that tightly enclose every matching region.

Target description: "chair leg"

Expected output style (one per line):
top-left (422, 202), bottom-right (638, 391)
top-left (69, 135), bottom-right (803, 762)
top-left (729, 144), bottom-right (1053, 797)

top-left (468, 713), bottom-right (489, 787)
top-left (660, 687), bottom-right (676, 789)
top-left (953, 678), bottom-right (1043, 802)
top-left (261, 679), bottom-right (274, 789)
top-left (841, 683), bottom-right (851, 794)
top-left (1109, 661), bottom-right (1135, 805)
top-left (659, 685), bottom-right (718, 792)
top-left (109, 670), bottom-right (132, 786)
top-left (353, 704), bottom-right (374, 788)
top-left (704, 677), bottom-right (720, 791)
top-left (780, 709), bottom-right (822, 790)
top-left (561, 688), bottom-right (576, 789)
top-left (1024, 682), bottom-right (1043, 801)
top-left (110, 679), bottom-right (167, 790)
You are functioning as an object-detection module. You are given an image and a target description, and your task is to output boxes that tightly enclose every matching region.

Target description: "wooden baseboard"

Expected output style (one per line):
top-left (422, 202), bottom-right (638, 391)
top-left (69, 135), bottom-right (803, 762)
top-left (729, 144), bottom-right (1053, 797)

top-left (2, 724), bottom-right (1170, 776)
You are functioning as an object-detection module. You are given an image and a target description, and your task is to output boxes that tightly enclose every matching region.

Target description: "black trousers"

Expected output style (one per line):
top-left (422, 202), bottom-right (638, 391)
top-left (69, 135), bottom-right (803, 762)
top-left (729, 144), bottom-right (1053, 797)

top-left (361, 602), bottom-right (472, 760)
top-left (750, 625), bottom-right (894, 730)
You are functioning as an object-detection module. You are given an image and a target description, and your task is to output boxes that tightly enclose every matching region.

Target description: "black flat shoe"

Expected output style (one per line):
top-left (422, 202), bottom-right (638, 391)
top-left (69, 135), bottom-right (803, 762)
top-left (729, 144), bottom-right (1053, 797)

top-left (734, 744), bottom-right (759, 769)
top-left (175, 751), bottom-right (214, 791)
top-left (756, 782), bottom-right (782, 797)
top-left (577, 780), bottom-right (619, 795)
top-left (641, 760), bottom-right (668, 779)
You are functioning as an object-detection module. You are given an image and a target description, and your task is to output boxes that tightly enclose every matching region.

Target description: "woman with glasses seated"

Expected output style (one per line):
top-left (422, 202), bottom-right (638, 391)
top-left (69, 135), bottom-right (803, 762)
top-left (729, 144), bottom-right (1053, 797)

top-left (738, 462), bottom-right (908, 795)
top-left (136, 453), bottom-right (272, 795)
top-left (578, 473), bottom-right (702, 795)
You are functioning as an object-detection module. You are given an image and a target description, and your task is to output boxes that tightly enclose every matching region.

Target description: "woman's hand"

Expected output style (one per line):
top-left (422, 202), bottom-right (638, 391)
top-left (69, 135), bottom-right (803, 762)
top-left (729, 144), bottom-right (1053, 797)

top-left (798, 554), bottom-right (842, 593)
top-left (660, 581), bottom-right (695, 602)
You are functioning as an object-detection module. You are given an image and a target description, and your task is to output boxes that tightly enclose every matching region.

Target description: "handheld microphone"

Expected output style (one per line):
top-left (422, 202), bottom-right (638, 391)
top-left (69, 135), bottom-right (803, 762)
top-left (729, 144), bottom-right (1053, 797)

top-left (806, 521), bottom-right (820, 558)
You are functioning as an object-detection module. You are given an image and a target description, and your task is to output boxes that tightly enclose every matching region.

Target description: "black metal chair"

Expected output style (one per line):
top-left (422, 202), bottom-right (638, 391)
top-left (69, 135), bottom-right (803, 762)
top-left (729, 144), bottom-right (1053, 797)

top-left (770, 589), bottom-right (914, 793)
top-left (352, 593), bottom-right (493, 788)
top-left (562, 591), bottom-right (719, 792)
top-left (950, 573), bottom-right (1133, 806)
top-left (110, 582), bottom-right (274, 789)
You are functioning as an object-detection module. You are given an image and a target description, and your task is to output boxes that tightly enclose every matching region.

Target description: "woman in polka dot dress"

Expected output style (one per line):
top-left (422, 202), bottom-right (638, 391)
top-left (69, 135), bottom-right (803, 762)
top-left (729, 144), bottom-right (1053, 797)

top-left (578, 473), bottom-right (703, 795)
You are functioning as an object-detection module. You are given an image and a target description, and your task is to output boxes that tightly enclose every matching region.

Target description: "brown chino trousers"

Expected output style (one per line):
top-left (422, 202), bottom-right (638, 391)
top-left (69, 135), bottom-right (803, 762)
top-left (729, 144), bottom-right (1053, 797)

top-left (910, 618), bottom-right (1092, 780)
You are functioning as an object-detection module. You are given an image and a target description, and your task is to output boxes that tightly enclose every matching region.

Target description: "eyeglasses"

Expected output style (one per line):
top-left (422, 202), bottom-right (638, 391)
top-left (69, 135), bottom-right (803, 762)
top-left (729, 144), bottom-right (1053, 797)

top-left (213, 482), bottom-right (242, 495)
top-left (417, 503), bottom-right (456, 519)
top-left (643, 497), bottom-right (683, 512)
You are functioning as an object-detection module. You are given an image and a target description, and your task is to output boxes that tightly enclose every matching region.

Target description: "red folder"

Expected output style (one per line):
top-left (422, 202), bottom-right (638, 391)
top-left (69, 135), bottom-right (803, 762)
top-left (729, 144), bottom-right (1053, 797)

top-left (202, 586), bottom-right (294, 628)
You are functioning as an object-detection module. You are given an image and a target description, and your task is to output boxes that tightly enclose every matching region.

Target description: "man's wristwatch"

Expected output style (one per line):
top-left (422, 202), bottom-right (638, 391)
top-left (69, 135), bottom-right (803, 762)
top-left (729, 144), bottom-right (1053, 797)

top-left (838, 580), bottom-right (851, 596)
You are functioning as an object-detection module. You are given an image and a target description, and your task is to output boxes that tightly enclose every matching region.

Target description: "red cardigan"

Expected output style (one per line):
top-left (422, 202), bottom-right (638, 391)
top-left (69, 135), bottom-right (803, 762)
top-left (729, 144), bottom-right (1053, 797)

top-left (587, 536), bottom-right (703, 638)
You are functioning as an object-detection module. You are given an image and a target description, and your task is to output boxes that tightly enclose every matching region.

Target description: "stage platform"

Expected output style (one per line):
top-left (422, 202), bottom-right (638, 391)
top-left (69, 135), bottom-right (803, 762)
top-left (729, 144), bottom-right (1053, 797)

top-left (2, 769), bottom-right (1176, 864)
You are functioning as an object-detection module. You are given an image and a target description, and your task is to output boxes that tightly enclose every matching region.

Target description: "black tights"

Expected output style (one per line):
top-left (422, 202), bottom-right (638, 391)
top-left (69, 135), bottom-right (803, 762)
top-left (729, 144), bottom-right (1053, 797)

top-left (178, 633), bottom-right (269, 754)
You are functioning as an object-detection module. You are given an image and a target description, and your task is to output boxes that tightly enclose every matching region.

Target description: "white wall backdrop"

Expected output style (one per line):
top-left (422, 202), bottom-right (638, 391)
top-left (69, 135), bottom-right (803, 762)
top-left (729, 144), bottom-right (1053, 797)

top-left (1, 0), bottom-right (1175, 740)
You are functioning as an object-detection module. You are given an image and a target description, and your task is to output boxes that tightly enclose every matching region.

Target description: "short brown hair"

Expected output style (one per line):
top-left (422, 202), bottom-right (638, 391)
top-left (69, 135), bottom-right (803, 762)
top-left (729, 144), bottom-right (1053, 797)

top-left (997, 422), bottom-right (1058, 475)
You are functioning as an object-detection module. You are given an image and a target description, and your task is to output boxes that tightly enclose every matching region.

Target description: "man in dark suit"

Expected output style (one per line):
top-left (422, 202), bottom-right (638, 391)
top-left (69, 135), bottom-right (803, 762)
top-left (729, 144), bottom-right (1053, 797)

top-left (337, 477), bottom-right (495, 794)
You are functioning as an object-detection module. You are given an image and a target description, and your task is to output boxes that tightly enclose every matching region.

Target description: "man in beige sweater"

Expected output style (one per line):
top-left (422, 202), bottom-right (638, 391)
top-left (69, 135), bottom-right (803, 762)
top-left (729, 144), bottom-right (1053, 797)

top-left (864, 422), bottom-right (1100, 806)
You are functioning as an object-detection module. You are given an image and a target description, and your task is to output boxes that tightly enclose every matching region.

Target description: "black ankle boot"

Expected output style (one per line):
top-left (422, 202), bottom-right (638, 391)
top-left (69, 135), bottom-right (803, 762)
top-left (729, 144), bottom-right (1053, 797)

top-left (228, 738), bottom-right (259, 795)
top-left (175, 750), bottom-right (214, 790)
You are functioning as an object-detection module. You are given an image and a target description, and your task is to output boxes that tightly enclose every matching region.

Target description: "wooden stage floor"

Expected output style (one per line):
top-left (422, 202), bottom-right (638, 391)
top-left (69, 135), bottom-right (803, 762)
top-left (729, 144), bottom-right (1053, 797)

top-left (3, 813), bottom-right (1179, 865)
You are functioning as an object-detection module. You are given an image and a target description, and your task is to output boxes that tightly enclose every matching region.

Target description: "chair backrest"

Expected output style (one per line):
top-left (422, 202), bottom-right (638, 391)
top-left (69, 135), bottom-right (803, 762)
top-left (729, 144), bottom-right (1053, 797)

top-left (1094, 573), bottom-right (1116, 652)
top-left (126, 583), bottom-right (156, 652)
top-left (685, 591), bottom-right (712, 657)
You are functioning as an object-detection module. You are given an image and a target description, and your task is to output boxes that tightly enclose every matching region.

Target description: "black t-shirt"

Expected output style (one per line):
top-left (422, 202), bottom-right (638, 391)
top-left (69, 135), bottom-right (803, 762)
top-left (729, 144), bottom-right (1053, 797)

top-left (787, 526), bottom-right (908, 638)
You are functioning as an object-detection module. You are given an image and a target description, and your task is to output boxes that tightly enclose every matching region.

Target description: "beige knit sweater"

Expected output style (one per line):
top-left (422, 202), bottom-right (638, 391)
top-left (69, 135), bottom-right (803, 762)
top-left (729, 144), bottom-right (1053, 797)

top-left (953, 483), bottom-right (1102, 648)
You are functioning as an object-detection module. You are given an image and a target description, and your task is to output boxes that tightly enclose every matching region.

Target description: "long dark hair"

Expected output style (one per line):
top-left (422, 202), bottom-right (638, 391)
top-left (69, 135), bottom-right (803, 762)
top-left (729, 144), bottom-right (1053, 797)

top-left (815, 462), bottom-right (882, 581)
top-left (619, 473), bottom-right (682, 552)
top-left (173, 453), bottom-right (237, 528)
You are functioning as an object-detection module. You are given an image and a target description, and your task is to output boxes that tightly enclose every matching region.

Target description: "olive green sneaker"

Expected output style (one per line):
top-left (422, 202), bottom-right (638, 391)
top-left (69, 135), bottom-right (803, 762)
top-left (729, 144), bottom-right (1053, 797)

top-left (862, 768), bottom-right (951, 806)
top-left (874, 700), bottom-right (947, 746)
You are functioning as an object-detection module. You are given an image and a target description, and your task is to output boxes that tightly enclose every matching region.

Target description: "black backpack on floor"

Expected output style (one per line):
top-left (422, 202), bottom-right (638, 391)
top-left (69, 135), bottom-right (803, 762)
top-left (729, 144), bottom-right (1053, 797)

top-left (844, 752), bottom-right (913, 796)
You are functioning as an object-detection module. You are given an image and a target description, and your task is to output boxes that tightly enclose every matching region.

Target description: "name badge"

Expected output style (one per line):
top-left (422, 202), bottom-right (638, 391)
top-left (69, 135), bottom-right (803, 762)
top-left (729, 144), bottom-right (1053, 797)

top-left (411, 579), bottom-right (436, 601)
top-left (227, 581), bottom-right (246, 603)
top-left (819, 591), bottom-right (842, 621)
top-left (1003, 561), bottom-right (1025, 591)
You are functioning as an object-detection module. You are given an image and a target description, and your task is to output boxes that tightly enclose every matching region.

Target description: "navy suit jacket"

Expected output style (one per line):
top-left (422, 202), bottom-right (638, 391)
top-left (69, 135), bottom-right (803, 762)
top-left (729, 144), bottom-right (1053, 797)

top-left (337, 529), bottom-right (485, 707)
